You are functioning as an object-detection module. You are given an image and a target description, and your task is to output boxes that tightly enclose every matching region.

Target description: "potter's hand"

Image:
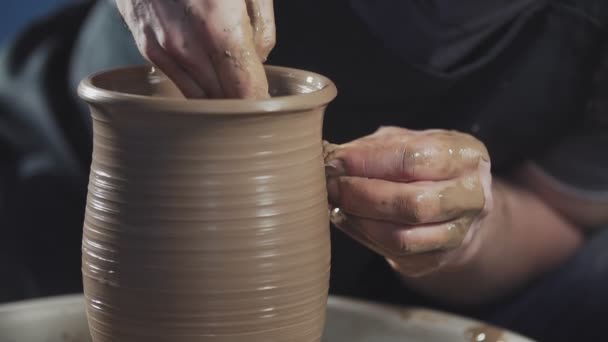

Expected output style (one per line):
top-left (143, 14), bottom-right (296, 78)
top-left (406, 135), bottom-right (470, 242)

top-left (116, 0), bottom-right (275, 98)
top-left (325, 127), bottom-right (492, 277)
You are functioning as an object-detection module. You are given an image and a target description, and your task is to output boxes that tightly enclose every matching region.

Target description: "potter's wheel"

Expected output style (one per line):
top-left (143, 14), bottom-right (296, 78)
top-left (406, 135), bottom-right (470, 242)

top-left (0, 295), bottom-right (534, 342)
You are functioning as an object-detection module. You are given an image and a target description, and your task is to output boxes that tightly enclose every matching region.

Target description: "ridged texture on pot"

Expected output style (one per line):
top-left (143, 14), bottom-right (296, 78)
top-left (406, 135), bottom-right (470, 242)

top-left (79, 66), bottom-right (334, 341)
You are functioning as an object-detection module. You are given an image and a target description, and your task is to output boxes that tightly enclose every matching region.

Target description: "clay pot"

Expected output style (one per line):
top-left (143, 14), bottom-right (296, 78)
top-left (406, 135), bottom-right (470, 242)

top-left (77, 65), bottom-right (337, 341)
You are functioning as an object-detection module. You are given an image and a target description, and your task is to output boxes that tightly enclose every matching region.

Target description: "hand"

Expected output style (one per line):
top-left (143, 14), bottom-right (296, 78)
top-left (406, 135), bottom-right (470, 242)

top-left (116, 0), bottom-right (275, 98)
top-left (324, 127), bottom-right (493, 277)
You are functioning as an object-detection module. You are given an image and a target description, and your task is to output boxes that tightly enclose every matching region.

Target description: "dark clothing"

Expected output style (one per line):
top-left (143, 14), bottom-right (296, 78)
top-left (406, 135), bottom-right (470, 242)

top-left (350, 0), bottom-right (541, 71)
top-left (270, 0), bottom-right (608, 189)
top-left (485, 228), bottom-right (608, 341)
top-left (1, 1), bottom-right (608, 341)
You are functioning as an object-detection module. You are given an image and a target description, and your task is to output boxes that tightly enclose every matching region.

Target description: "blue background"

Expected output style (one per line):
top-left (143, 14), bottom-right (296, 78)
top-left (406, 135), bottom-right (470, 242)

top-left (1, 0), bottom-right (76, 45)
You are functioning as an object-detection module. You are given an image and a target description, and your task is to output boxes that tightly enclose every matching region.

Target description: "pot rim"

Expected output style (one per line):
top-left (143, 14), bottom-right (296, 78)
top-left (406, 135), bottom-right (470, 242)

top-left (78, 65), bottom-right (338, 115)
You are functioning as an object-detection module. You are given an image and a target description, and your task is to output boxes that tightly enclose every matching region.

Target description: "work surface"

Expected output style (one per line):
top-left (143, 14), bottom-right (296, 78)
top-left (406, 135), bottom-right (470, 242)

top-left (0, 294), bottom-right (534, 342)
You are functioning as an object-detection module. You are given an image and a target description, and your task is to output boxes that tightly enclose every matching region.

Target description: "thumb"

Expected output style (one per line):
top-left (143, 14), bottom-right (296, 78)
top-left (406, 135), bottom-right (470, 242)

top-left (246, 0), bottom-right (276, 62)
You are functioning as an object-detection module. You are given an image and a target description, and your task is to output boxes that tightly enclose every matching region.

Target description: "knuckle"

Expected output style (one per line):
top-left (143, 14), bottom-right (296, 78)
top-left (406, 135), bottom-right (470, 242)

top-left (395, 191), bottom-right (437, 224)
top-left (398, 143), bottom-right (440, 179)
top-left (204, 17), bottom-right (242, 47)
top-left (461, 133), bottom-right (490, 163)
top-left (156, 30), bottom-right (203, 69)
top-left (424, 130), bottom-right (487, 174)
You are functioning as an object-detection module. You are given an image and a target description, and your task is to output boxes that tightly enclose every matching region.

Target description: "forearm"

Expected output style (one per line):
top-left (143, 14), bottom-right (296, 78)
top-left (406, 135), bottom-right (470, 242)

top-left (401, 178), bottom-right (584, 307)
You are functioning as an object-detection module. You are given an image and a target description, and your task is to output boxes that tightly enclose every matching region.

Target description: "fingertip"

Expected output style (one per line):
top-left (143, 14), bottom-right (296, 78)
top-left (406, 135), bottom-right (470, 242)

top-left (325, 160), bottom-right (345, 178)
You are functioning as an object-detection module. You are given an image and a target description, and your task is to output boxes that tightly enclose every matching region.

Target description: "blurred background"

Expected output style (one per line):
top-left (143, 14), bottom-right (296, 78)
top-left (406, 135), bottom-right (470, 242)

top-left (1, 0), bottom-right (75, 44)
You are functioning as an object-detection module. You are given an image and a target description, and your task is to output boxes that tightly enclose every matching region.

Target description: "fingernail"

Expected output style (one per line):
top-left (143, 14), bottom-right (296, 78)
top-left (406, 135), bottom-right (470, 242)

top-left (324, 159), bottom-right (345, 178)
top-left (326, 177), bottom-right (340, 205)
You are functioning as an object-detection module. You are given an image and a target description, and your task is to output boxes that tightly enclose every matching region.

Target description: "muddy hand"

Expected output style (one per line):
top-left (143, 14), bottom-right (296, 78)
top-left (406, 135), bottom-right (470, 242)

top-left (116, 0), bottom-right (275, 98)
top-left (324, 127), bottom-right (493, 277)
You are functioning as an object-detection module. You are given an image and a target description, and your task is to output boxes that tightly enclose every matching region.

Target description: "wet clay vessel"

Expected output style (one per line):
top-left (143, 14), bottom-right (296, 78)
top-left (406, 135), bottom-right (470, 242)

top-left (78, 65), bottom-right (337, 341)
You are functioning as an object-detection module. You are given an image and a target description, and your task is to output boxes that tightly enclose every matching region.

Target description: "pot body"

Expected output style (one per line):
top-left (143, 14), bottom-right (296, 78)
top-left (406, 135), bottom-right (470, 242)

top-left (79, 66), bottom-right (335, 341)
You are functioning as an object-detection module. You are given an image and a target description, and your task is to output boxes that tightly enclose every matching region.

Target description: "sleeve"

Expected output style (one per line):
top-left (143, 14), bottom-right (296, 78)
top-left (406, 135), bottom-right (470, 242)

top-left (532, 52), bottom-right (608, 202)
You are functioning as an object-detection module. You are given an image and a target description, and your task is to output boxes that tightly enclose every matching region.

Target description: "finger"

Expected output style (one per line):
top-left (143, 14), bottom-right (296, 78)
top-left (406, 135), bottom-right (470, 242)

top-left (246, 0), bottom-right (275, 62)
top-left (146, 3), bottom-right (223, 98)
top-left (137, 27), bottom-right (206, 98)
top-left (326, 131), bottom-right (489, 182)
top-left (120, 0), bottom-right (207, 98)
top-left (330, 208), bottom-right (473, 256)
top-left (331, 208), bottom-right (455, 277)
top-left (155, 25), bottom-right (223, 97)
top-left (327, 176), bottom-right (485, 224)
top-left (205, 1), bottom-right (269, 98)
top-left (170, 41), bottom-right (224, 98)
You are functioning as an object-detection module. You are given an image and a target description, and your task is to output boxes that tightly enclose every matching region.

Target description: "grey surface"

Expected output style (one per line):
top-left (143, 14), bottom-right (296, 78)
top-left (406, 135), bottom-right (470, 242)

top-left (0, 295), bottom-right (535, 342)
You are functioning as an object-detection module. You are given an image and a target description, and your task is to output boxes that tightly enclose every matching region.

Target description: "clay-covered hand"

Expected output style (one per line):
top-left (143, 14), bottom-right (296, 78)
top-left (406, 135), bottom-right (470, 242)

top-left (325, 127), bottom-right (493, 277)
top-left (116, 0), bottom-right (275, 98)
